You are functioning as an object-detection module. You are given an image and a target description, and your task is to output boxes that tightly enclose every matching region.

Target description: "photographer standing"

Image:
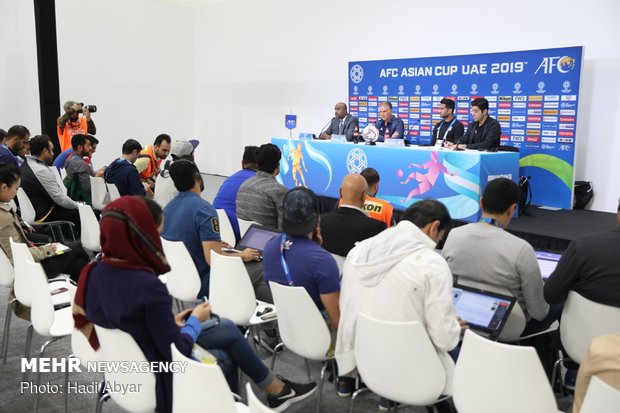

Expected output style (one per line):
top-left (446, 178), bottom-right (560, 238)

top-left (57, 100), bottom-right (96, 152)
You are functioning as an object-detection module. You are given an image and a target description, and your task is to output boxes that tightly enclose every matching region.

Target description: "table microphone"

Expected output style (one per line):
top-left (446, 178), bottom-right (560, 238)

top-left (316, 118), bottom-right (333, 139)
top-left (453, 133), bottom-right (466, 151)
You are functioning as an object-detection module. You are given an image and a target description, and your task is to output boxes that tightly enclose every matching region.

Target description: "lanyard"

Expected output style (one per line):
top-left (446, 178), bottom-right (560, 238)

top-left (479, 217), bottom-right (503, 229)
top-left (436, 118), bottom-right (457, 141)
top-left (279, 234), bottom-right (294, 286)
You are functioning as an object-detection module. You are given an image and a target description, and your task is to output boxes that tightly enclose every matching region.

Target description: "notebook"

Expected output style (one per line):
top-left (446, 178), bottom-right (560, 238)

top-left (535, 251), bottom-right (562, 280)
top-left (452, 284), bottom-right (516, 338)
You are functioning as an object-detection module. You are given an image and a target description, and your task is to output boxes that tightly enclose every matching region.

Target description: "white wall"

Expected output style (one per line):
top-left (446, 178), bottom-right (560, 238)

top-left (192, 0), bottom-right (620, 212)
top-left (0, 1), bottom-right (41, 133)
top-left (2, 0), bottom-right (619, 211)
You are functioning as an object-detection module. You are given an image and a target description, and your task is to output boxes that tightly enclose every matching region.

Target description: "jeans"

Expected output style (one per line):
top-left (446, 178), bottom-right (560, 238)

top-left (196, 318), bottom-right (272, 393)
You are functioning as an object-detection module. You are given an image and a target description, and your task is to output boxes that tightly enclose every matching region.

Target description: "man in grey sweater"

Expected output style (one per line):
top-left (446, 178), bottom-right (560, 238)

top-left (442, 178), bottom-right (558, 336)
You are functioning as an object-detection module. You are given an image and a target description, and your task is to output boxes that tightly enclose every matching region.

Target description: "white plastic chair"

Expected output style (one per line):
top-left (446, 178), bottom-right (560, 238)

top-left (580, 375), bottom-right (620, 413)
top-left (350, 313), bottom-right (447, 412)
top-left (78, 203), bottom-right (100, 252)
top-left (551, 291), bottom-right (620, 391)
top-left (27, 260), bottom-right (74, 413)
top-left (54, 168), bottom-right (67, 194)
top-left (269, 281), bottom-right (331, 413)
top-left (0, 247), bottom-right (15, 364)
top-left (330, 253), bottom-right (346, 275)
top-left (216, 209), bottom-right (236, 246)
top-left (8, 199), bottom-right (17, 212)
top-left (66, 330), bottom-right (102, 412)
top-left (209, 252), bottom-right (276, 343)
top-left (16, 188), bottom-right (77, 241)
top-left (94, 326), bottom-right (157, 413)
top-left (171, 343), bottom-right (248, 413)
top-left (238, 218), bottom-right (257, 238)
top-left (453, 330), bottom-right (559, 413)
top-left (106, 182), bottom-right (121, 201)
top-left (160, 238), bottom-right (201, 306)
top-left (246, 382), bottom-right (277, 413)
top-left (90, 176), bottom-right (109, 211)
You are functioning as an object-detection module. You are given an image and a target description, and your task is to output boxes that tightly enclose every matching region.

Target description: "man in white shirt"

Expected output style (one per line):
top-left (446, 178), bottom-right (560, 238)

top-left (154, 139), bottom-right (199, 208)
top-left (336, 200), bottom-right (464, 411)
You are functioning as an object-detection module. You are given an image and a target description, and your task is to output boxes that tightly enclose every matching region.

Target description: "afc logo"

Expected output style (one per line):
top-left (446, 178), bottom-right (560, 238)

top-left (535, 56), bottom-right (576, 75)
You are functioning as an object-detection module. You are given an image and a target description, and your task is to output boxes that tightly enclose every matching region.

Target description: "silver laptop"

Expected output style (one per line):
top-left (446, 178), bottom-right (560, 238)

top-left (452, 284), bottom-right (516, 338)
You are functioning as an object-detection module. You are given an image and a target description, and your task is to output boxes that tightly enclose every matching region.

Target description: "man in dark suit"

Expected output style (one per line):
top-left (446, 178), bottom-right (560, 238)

top-left (320, 102), bottom-right (359, 142)
top-left (320, 174), bottom-right (387, 257)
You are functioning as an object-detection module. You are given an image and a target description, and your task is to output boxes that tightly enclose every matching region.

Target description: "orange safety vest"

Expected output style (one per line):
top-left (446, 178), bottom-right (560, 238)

top-left (362, 196), bottom-right (394, 228)
top-left (138, 145), bottom-right (162, 181)
top-left (57, 117), bottom-right (88, 152)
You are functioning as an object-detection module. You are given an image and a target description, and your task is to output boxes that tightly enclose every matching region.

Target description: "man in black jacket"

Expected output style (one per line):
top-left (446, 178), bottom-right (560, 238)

top-left (320, 174), bottom-right (387, 257)
top-left (446, 97), bottom-right (500, 150)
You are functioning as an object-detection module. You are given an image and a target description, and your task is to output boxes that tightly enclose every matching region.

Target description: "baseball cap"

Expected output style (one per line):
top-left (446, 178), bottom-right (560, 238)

top-left (171, 139), bottom-right (199, 157)
top-left (282, 187), bottom-right (318, 236)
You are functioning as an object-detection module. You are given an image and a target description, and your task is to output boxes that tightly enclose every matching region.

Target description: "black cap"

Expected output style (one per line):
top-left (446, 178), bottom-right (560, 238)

top-left (282, 187), bottom-right (318, 236)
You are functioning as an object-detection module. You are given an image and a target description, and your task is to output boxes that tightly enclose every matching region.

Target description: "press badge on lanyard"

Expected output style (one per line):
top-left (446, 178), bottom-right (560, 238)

top-left (280, 234), bottom-right (295, 286)
top-left (435, 118), bottom-right (457, 147)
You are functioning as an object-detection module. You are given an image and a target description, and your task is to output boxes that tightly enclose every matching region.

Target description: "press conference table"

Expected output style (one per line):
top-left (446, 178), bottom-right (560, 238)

top-left (272, 137), bottom-right (519, 222)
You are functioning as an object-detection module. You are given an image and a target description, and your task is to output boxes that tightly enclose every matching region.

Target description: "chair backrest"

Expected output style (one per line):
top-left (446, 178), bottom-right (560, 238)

top-left (0, 246), bottom-right (15, 288)
top-left (580, 375), bottom-right (620, 413)
top-left (330, 253), bottom-right (346, 275)
top-left (78, 203), bottom-right (101, 252)
top-left (8, 199), bottom-right (17, 212)
top-left (160, 238), bottom-right (201, 302)
top-left (354, 313), bottom-right (446, 405)
top-left (94, 325), bottom-right (157, 413)
top-left (10, 237), bottom-right (35, 307)
top-left (455, 278), bottom-right (526, 342)
top-left (90, 176), bottom-right (109, 211)
top-left (209, 251), bottom-right (256, 325)
top-left (246, 382), bottom-right (276, 413)
top-left (269, 281), bottom-right (331, 360)
top-left (560, 291), bottom-right (620, 364)
top-left (170, 343), bottom-right (241, 413)
top-left (71, 330), bottom-right (100, 367)
top-left (237, 218), bottom-right (256, 238)
top-left (16, 188), bottom-right (36, 225)
top-left (453, 330), bottom-right (558, 413)
top-left (26, 260), bottom-right (57, 336)
top-left (216, 209), bottom-right (236, 246)
top-left (106, 182), bottom-right (121, 201)
top-left (54, 169), bottom-right (67, 194)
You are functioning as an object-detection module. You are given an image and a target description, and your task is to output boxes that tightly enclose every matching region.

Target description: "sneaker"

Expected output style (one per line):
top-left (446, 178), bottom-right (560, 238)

top-left (336, 376), bottom-right (355, 398)
top-left (267, 375), bottom-right (317, 412)
top-left (379, 397), bottom-right (399, 411)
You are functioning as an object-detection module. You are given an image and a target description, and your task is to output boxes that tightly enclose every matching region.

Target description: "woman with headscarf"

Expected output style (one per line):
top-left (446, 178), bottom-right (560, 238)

top-left (73, 196), bottom-right (316, 413)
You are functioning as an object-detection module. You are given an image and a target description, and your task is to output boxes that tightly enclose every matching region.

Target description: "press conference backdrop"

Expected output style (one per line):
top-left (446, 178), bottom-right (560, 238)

top-left (348, 46), bottom-right (583, 209)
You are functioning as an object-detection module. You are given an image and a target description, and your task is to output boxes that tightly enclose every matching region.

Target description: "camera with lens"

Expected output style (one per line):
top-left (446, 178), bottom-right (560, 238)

top-left (77, 103), bottom-right (97, 113)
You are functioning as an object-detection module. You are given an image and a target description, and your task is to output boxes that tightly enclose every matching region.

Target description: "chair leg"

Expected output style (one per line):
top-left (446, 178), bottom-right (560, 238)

top-left (23, 324), bottom-right (34, 382)
top-left (2, 299), bottom-right (16, 364)
top-left (64, 356), bottom-right (72, 413)
top-left (315, 362), bottom-right (328, 413)
top-left (304, 358), bottom-right (312, 381)
top-left (551, 356), bottom-right (565, 395)
top-left (349, 388), bottom-right (371, 413)
top-left (34, 337), bottom-right (61, 413)
top-left (95, 392), bottom-right (109, 413)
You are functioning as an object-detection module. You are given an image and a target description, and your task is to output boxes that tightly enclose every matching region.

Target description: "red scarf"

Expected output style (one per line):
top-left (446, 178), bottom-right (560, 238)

top-left (73, 196), bottom-right (170, 350)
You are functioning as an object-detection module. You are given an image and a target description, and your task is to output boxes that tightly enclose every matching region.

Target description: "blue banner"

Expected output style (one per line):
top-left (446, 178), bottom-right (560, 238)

top-left (348, 46), bottom-right (583, 209)
top-left (273, 138), bottom-right (519, 222)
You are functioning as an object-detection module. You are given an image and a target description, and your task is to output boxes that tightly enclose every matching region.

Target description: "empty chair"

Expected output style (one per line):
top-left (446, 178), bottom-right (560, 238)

top-left (238, 218), bottom-right (257, 238)
top-left (160, 238), bottom-right (201, 304)
top-left (0, 247), bottom-right (15, 364)
top-left (209, 252), bottom-right (276, 345)
top-left (216, 209), bottom-right (236, 246)
top-left (246, 382), bottom-right (277, 413)
top-left (27, 260), bottom-right (74, 413)
top-left (78, 203), bottom-right (100, 252)
top-left (90, 176), bottom-right (109, 211)
top-left (106, 182), bottom-right (121, 201)
top-left (351, 313), bottom-right (447, 412)
top-left (453, 330), bottom-right (559, 413)
top-left (580, 375), bottom-right (620, 413)
top-left (171, 343), bottom-right (248, 413)
top-left (269, 282), bottom-right (330, 413)
top-left (551, 291), bottom-right (620, 391)
top-left (94, 326), bottom-right (157, 413)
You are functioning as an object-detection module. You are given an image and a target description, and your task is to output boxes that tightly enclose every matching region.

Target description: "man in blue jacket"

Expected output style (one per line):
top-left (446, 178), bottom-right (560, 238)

top-left (104, 139), bottom-right (147, 196)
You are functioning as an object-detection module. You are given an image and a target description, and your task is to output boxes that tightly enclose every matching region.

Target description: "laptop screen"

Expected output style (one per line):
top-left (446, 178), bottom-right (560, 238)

top-left (452, 285), bottom-right (515, 336)
top-left (236, 224), bottom-right (282, 253)
top-left (535, 251), bottom-right (562, 280)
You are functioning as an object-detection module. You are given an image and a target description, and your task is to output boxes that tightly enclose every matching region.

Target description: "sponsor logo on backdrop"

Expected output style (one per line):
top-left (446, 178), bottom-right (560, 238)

top-left (350, 111), bottom-right (358, 116)
top-left (513, 82), bottom-right (522, 94)
top-left (528, 109), bottom-right (542, 115)
top-left (535, 55), bottom-right (577, 75)
top-left (432, 84), bottom-right (440, 95)
top-left (421, 96), bottom-right (432, 101)
top-left (359, 107), bottom-right (367, 112)
top-left (512, 116), bottom-right (526, 122)
top-left (512, 122), bottom-right (525, 128)
top-left (450, 84), bottom-right (459, 94)
top-left (498, 116), bottom-right (511, 121)
top-left (528, 116), bottom-right (541, 122)
top-left (498, 102), bottom-right (511, 108)
top-left (382, 85), bottom-right (389, 95)
top-left (410, 102), bottom-right (420, 108)
top-left (457, 95), bottom-right (470, 101)
top-left (359, 101), bottom-right (368, 107)
top-left (367, 86), bottom-right (373, 94)
top-left (511, 136), bottom-right (524, 142)
top-left (543, 116), bottom-right (558, 122)
top-left (513, 96), bottom-right (526, 102)
top-left (399, 96), bottom-right (409, 101)
top-left (526, 136), bottom-right (541, 142)
top-left (491, 83), bottom-right (500, 94)
top-left (421, 114), bottom-right (431, 119)
top-left (529, 95), bottom-right (543, 101)
top-left (558, 131), bottom-right (574, 137)
top-left (350, 101), bottom-right (358, 107)
top-left (544, 95), bottom-right (559, 101)
top-left (470, 83), bottom-right (478, 94)
top-left (420, 131), bottom-right (431, 137)
top-left (536, 81), bottom-right (546, 93)
top-left (561, 102), bottom-right (576, 109)
top-left (511, 129), bottom-right (525, 135)
top-left (369, 96), bottom-right (377, 101)
top-left (544, 109), bottom-right (559, 115)
top-left (542, 130), bottom-right (557, 136)
top-left (561, 95), bottom-right (577, 101)
top-left (498, 109), bottom-right (512, 115)
top-left (369, 101), bottom-right (377, 107)
top-left (485, 96), bottom-right (498, 102)
top-left (559, 116), bottom-right (575, 122)
top-left (346, 148), bottom-right (368, 173)
top-left (350, 65), bottom-right (364, 83)
top-left (414, 85), bottom-right (422, 95)
top-left (359, 96), bottom-right (368, 101)
top-left (526, 129), bottom-right (541, 135)
top-left (558, 137), bottom-right (574, 143)
top-left (353, 86), bottom-right (359, 95)
top-left (397, 85), bottom-right (405, 95)
top-left (544, 102), bottom-right (559, 108)
top-left (541, 137), bottom-right (557, 143)
top-left (513, 102), bottom-right (527, 108)
top-left (457, 115), bottom-right (469, 121)
top-left (498, 96), bottom-right (512, 102)
top-left (512, 109), bottom-right (527, 115)
top-left (359, 117), bottom-right (368, 122)
top-left (529, 102), bottom-right (543, 108)
top-left (559, 124), bottom-right (575, 130)
top-left (378, 96), bottom-right (388, 102)
top-left (559, 144), bottom-right (572, 151)
top-left (561, 80), bottom-right (572, 93)
top-left (500, 122), bottom-right (510, 129)
top-left (421, 108), bottom-right (432, 113)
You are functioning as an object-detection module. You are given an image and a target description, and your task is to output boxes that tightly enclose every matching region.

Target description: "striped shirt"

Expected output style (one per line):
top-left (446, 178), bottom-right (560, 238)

top-left (236, 171), bottom-right (288, 229)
